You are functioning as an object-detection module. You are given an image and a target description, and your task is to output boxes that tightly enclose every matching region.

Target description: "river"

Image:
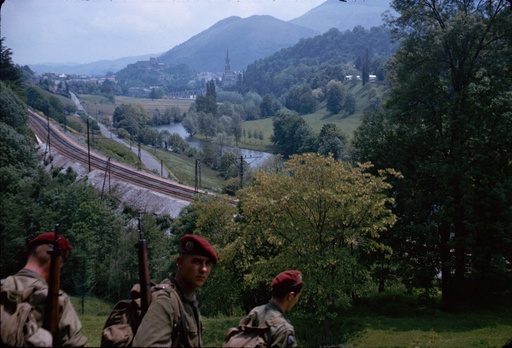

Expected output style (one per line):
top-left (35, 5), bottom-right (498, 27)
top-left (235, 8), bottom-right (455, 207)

top-left (154, 123), bottom-right (274, 168)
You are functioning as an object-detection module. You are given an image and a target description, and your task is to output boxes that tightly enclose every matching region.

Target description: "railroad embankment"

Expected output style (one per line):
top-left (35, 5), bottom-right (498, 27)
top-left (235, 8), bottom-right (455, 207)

top-left (36, 141), bottom-right (190, 218)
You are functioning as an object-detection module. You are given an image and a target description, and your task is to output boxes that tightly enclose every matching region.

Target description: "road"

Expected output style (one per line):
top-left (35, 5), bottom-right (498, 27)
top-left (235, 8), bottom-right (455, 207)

top-left (70, 92), bottom-right (170, 178)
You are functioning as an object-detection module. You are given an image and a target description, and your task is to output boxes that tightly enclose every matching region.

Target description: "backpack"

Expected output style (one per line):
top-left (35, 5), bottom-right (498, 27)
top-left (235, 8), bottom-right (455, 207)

top-left (222, 313), bottom-right (286, 348)
top-left (100, 282), bottom-right (186, 348)
top-left (0, 281), bottom-right (53, 347)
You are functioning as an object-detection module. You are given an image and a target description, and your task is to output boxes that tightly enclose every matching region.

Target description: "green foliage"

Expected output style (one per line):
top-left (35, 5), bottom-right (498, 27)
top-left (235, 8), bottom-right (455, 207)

top-left (285, 83), bottom-right (317, 114)
top-left (239, 26), bottom-right (397, 98)
top-left (1, 82), bottom-right (172, 304)
top-left (113, 103), bottom-right (149, 139)
top-left (173, 154), bottom-right (400, 320)
top-left (238, 154), bottom-right (399, 321)
top-left (270, 109), bottom-right (317, 157)
top-left (353, 0), bottom-right (512, 308)
top-left (0, 81), bottom-right (28, 128)
top-left (326, 80), bottom-right (346, 114)
top-left (0, 38), bottom-right (22, 88)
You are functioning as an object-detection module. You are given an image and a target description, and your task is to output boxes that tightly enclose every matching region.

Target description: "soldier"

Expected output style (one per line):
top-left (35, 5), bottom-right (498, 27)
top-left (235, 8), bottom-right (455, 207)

top-left (1, 232), bottom-right (88, 347)
top-left (242, 270), bottom-right (304, 348)
top-left (133, 234), bottom-right (218, 347)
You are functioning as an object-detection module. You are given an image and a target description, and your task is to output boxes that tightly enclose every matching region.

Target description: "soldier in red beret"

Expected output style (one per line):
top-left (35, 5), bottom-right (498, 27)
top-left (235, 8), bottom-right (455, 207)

top-left (1, 232), bottom-right (87, 347)
top-left (228, 270), bottom-right (303, 347)
top-left (133, 234), bottom-right (218, 347)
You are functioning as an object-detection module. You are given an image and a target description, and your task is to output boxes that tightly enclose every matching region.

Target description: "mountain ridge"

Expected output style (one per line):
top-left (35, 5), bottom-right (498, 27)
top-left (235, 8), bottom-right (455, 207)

top-left (27, 0), bottom-right (392, 76)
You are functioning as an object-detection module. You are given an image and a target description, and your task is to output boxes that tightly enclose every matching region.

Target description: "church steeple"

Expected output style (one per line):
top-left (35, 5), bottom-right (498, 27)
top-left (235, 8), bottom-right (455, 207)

top-left (225, 48), bottom-right (231, 72)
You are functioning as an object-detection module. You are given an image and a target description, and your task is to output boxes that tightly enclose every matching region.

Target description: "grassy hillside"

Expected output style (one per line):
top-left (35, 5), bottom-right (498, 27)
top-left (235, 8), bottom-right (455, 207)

top-left (241, 81), bottom-right (388, 151)
top-left (73, 291), bottom-right (512, 347)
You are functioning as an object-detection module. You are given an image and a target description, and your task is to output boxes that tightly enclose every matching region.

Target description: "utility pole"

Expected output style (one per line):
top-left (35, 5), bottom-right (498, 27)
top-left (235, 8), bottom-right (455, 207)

top-left (240, 156), bottom-right (244, 189)
top-left (45, 113), bottom-right (51, 161)
top-left (101, 157), bottom-right (111, 199)
top-left (86, 118), bottom-right (91, 172)
top-left (195, 159), bottom-right (201, 193)
top-left (138, 140), bottom-right (142, 170)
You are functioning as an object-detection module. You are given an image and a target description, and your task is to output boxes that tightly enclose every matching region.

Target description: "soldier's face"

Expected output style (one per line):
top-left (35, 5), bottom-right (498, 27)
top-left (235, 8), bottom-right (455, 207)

top-left (177, 254), bottom-right (212, 292)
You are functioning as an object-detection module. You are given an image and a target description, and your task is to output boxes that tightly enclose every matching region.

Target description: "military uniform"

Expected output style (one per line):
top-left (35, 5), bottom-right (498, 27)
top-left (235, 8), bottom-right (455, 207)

top-left (132, 276), bottom-right (204, 347)
top-left (1, 269), bottom-right (88, 347)
top-left (245, 300), bottom-right (297, 348)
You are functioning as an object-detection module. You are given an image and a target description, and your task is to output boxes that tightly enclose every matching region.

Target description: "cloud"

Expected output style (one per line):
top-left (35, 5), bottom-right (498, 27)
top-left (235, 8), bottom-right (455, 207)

top-left (2, 0), bottom-right (323, 65)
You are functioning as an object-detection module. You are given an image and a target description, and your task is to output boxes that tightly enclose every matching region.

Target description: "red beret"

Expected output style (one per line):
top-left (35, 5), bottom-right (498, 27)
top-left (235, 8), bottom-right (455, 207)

top-left (28, 232), bottom-right (72, 262)
top-left (179, 234), bottom-right (218, 264)
top-left (271, 270), bottom-right (303, 289)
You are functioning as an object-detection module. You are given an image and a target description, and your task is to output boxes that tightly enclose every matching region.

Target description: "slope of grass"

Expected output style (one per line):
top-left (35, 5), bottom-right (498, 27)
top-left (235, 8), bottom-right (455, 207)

top-left (241, 82), bottom-right (388, 152)
top-left (74, 292), bottom-right (512, 348)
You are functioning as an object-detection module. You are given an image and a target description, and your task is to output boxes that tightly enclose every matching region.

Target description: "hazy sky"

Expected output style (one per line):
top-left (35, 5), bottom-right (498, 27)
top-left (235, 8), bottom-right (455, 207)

top-left (2, 0), bottom-right (332, 65)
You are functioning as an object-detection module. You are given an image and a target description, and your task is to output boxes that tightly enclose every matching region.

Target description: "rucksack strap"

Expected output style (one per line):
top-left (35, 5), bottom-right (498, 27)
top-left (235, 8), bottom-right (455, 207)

top-left (153, 282), bottom-right (187, 348)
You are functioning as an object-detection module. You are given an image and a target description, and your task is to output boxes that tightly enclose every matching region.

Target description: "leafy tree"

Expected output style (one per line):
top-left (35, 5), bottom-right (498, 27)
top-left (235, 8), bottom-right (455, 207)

top-left (361, 49), bottom-right (370, 86)
top-left (25, 86), bottom-right (49, 115)
top-left (353, 0), bottom-right (512, 309)
top-left (113, 103), bottom-right (149, 137)
top-left (195, 80), bottom-right (218, 115)
top-left (344, 93), bottom-right (356, 114)
top-left (182, 112), bottom-right (199, 136)
top-left (230, 114), bottom-right (243, 145)
top-left (237, 153), bottom-right (398, 323)
top-left (271, 109), bottom-right (317, 157)
top-left (260, 94), bottom-right (278, 117)
top-left (0, 38), bottom-right (22, 88)
top-left (317, 123), bottom-right (348, 160)
top-left (326, 80), bottom-right (346, 114)
top-left (285, 83), bottom-right (317, 114)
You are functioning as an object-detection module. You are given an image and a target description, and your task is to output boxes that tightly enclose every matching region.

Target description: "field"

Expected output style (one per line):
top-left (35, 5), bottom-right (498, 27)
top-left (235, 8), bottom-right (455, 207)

top-left (78, 94), bottom-right (194, 124)
top-left (72, 292), bottom-right (512, 347)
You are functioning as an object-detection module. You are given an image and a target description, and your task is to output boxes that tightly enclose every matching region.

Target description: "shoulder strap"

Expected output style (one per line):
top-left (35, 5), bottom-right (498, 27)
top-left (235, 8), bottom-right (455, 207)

top-left (153, 282), bottom-right (187, 348)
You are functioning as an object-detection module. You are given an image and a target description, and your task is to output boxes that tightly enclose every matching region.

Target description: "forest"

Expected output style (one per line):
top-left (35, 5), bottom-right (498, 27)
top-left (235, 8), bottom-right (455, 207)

top-left (1, 1), bottom-right (511, 344)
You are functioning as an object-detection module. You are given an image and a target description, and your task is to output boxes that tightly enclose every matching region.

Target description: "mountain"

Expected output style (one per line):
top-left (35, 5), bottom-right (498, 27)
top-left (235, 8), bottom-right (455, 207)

top-left (28, 53), bottom-right (161, 76)
top-left (158, 15), bottom-right (320, 72)
top-left (289, 0), bottom-right (392, 33)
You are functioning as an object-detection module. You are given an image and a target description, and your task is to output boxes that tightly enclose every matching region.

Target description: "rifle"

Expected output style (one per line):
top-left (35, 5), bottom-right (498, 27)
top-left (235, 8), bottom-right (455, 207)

top-left (43, 225), bottom-right (62, 345)
top-left (137, 216), bottom-right (152, 318)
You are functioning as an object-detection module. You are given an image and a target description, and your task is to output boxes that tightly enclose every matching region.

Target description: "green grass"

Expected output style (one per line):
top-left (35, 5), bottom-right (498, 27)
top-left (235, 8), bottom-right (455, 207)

top-left (73, 293), bottom-right (512, 347)
top-left (70, 296), bottom-right (113, 348)
top-left (145, 145), bottom-right (225, 193)
top-left (240, 82), bottom-right (388, 152)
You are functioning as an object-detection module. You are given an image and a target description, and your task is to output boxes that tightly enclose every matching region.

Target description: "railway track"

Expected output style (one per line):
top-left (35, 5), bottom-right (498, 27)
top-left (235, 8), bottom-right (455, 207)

top-left (27, 110), bottom-right (198, 202)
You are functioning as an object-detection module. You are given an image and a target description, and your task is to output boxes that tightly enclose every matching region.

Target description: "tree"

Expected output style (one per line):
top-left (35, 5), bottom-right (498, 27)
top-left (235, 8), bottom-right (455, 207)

top-left (271, 109), bottom-right (317, 157)
top-left (113, 103), bottom-right (150, 138)
top-left (285, 83), bottom-right (317, 114)
top-left (238, 153), bottom-right (398, 323)
top-left (0, 38), bottom-right (22, 88)
top-left (195, 80), bottom-right (218, 115)
top-left (353, 0), bottom-right (512, 309)
top-left (361, 48), bottom-right (370, 86)
top-left (260, 94), bottom-right (277, 117)
top-left (317, 123), bottom-right (348, 160)
top-left (344, 93), bottom-right (356, 114)
top-left (326, 80), bottom-right (346, 114)
top-left (230, 114), bottom-right (243, 145)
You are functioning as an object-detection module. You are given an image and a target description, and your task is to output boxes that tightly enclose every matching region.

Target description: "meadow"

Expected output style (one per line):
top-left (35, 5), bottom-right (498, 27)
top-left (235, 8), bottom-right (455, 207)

top-left (72, 291), bottom-right (512, 347)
